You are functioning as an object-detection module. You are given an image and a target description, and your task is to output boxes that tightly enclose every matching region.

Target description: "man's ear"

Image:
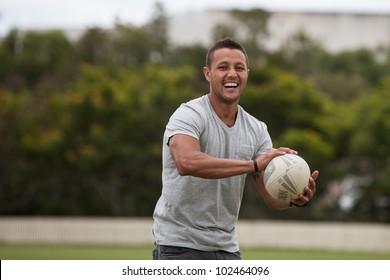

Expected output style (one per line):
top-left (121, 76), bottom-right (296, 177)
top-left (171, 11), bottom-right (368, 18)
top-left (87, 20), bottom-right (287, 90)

top-left (203, 67), bottom-right (211, 82)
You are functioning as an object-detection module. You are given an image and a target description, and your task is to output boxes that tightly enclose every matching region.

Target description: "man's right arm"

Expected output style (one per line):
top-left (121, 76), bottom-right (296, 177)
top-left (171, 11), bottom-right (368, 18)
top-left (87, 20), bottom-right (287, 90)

top-left (169, 134), bottom-right (254, 179)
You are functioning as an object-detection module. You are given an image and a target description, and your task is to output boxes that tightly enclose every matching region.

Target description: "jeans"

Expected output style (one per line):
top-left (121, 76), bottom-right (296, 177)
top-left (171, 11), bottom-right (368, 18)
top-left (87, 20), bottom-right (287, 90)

top-left (153, 243), bottom-right (241, 260)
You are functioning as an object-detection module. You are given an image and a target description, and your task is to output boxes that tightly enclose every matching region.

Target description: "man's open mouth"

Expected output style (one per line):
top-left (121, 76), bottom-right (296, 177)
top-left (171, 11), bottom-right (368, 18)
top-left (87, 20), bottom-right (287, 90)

top-left (224, 82), bottom-right (239, 88)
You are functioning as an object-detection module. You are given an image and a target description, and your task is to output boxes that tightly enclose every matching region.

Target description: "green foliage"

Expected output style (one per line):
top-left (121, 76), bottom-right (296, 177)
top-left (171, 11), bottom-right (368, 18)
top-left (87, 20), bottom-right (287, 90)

top-left (76, 27), bottom-right (110, 65)
top-left (242, 68), bottom-right (338, 161)
top-left (0, 64), bottom-right (196, 216)
top-left (211, 8), bottom-right (271, 63)
top-left (350, 78), bottom-right (390, 158)
top-left (272, 29), bottom-right (328, 77)
top-left (1, 6), bottom-right (390, 222)
top-left (240, 68), bottom-right (342, 220)
top-left (0, 29), bottom-right (75, 89)
top-left (271, 30), bottom-right (390, 103)
top-left (345, 78), bottom-right (390, 222)
top-left (230, 8), bottom-right (270, 58)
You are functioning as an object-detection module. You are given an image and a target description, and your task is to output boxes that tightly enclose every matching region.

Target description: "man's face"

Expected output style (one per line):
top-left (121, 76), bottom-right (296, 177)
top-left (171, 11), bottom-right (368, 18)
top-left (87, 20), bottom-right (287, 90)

top-left (203, 48), bottom-right (249, 104)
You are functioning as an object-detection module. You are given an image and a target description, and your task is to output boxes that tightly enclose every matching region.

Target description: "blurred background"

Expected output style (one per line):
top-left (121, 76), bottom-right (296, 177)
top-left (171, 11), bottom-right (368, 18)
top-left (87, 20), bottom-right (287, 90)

top-left (0, 0), bottom-right (389, 257)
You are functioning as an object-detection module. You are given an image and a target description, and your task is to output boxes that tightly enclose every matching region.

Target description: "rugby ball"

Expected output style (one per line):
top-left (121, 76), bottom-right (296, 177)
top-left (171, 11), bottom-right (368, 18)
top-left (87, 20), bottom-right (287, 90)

top-left (263, 154), bottom-right (310, 201)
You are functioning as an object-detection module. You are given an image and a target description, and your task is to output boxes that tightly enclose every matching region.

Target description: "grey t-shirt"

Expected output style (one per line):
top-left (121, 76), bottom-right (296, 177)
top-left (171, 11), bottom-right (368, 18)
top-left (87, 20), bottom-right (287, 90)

top-left (152, 94), bottom-right (272, 252)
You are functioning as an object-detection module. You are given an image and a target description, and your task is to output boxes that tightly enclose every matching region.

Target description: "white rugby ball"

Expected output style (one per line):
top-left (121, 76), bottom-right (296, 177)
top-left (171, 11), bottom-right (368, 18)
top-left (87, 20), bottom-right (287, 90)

top-left (263, 154), bottom-right (311, 201)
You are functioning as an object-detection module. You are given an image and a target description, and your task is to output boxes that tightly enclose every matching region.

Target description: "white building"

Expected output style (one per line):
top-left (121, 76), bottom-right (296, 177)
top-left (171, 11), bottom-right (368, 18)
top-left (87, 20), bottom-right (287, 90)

top-left (168, 10), bottom-right (390, 52)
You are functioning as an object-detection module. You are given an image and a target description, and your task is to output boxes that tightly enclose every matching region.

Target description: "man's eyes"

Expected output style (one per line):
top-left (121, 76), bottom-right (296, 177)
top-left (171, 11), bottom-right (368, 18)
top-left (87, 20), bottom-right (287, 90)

top-left (217, 65), bottom-right (246, 71)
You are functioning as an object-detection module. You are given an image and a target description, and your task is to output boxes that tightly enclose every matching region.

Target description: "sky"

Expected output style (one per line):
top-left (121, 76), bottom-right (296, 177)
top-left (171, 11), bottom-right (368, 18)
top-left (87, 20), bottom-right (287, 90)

top-left (1, 0), bottom-right (390, 36)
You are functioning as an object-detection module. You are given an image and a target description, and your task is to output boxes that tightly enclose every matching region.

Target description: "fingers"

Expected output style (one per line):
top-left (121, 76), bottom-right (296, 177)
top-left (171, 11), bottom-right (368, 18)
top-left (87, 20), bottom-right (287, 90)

top-left (311, 170), bottom-right (319, 181)
top-left (303, 170), bottom-right (319, 199)
top-left (266, 147), bottom-right (297, 162)
top-left (274, 147), bottom-right (298, 155)
top-left (291, 194), bottom-right (309, 206)
top-left (257, 147), bottom-right (299, 172)
top-left (307, 170), bottom-right (319, 193)
top-left (292, 170), bottom-right (319, 207)
top-left (303, 185), bottom-right (314, 201)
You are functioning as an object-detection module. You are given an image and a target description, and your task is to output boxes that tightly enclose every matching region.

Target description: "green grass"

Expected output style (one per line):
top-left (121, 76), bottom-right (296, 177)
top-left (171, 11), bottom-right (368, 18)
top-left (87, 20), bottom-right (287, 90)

top-left (1, 244), bottom-right (389, 260)
top-left (242, 247), bottom-right (390, 260)
top-left (0, 244), bottom-right (152, 260)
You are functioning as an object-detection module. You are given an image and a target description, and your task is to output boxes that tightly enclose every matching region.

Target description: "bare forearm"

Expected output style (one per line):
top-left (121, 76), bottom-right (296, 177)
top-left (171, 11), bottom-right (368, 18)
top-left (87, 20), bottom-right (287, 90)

top-left (175, 152), bottom-right (254, 179)
top-left (169, 134), bottom-right (256, 179)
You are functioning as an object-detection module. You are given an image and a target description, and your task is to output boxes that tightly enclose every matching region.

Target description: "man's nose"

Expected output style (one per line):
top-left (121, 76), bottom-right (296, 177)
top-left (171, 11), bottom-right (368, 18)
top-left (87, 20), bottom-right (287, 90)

top-left (227, 67), bottom-right (238, 77)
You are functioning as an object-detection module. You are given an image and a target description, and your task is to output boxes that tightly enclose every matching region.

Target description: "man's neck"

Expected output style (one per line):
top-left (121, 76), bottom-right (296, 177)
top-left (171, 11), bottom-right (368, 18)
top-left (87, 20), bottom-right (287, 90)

top-left (208, 93), bottom-right (239, 127)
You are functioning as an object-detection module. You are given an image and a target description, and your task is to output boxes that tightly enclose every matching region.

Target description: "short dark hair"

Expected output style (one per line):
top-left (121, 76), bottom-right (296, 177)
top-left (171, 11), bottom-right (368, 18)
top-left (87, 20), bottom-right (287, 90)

top-left (205, 37), bottom-right (249, 69)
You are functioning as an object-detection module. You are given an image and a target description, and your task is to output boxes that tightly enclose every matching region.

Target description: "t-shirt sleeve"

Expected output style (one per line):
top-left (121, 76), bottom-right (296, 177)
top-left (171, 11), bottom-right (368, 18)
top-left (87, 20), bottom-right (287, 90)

top-left (165, 102), bottom-right (205, 145)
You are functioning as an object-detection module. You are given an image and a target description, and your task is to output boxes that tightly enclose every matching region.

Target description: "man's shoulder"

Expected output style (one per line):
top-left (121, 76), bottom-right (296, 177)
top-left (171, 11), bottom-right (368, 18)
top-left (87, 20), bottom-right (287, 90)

top-left (185, 95), bottom-right (208, 107)
top-left (177, 95), bottom-right (209, 114)
top-left (169, 95), bottom-right (208, 124)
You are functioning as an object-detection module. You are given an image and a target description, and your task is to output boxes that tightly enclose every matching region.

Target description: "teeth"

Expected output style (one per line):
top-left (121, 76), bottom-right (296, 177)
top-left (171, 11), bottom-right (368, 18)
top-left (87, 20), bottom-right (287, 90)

top-left (224, 83), bottom-right (238, 87)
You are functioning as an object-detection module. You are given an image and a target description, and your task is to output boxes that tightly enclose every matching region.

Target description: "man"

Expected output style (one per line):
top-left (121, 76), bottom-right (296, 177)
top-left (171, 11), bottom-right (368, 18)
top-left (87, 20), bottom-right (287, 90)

top-left (152, 38), bottom-right (319, 260)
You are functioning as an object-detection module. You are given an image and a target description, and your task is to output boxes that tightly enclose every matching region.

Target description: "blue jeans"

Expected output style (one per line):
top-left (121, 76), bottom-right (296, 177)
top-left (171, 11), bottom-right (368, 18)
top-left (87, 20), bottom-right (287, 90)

top-left (153, 243), bottom-right (241, 260)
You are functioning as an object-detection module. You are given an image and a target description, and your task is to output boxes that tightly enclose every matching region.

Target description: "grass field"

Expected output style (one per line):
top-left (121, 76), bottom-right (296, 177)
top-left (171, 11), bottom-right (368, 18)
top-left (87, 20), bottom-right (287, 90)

top-left (1, 244), bottom-right (389, 260)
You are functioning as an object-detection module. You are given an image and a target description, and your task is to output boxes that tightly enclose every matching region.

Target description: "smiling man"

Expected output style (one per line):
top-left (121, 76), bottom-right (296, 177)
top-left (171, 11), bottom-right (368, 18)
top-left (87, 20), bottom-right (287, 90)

top-left (152, 38), bottom-right (319, 260)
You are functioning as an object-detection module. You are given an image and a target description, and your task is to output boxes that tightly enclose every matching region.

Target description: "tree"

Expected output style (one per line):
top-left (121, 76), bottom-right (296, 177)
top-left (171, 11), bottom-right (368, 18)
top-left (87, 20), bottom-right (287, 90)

top-left (76, 27), bottom-right (110, 65)
top-left (0, 64), bottom-right (197, 216)
top-left (239, 66), bottom-right (341, 220)
top-left (272, 30), bottom-right (390, 103)
top-left (211, 23), bottom-right (237, 42)
top-left (346, 78), bottom-right (390, 222)
top-left (230, 8), bottom-right (270, 62)
top-left (209, 8), bottom-right (271, 64)
top-left (1, 6), bottom-right (390, 222)
top-left (0, 29), bottom-right (74, 89)
top-left (147, 1), bottom-right (169, 63)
